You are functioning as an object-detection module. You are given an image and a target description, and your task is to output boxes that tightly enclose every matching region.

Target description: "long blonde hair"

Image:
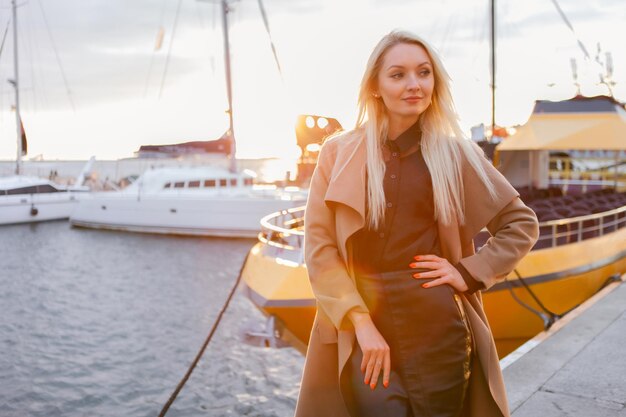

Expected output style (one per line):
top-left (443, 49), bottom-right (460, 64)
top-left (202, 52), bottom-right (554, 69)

top-left (356, 30), bottom-right (497, 229)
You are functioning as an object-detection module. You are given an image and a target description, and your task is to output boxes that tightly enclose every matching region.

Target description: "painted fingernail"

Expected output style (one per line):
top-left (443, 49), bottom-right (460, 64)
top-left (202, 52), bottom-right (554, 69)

top-left (364, 378), bottom-right (369, 385)
top-left (383, 381), bottom-right (389, 388)
top-left (370, 383), bottom-right (376, 390)
top-left (413, 273), bottom-right (420, 278)
top-left (409, 262), bottom-right (416, 268)
top-left (422, 283), bottom-right (428, 288)
top-left (414, 255), bottom-right (420, 260)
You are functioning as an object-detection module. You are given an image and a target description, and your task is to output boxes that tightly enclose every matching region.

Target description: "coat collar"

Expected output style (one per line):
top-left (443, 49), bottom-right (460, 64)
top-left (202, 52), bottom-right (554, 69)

top-left (323, 133), bottom-right (367, 222)
top-left (320, 131), bottom-right (465, 265)
top-left (322, 122), bottom-right (422, 221)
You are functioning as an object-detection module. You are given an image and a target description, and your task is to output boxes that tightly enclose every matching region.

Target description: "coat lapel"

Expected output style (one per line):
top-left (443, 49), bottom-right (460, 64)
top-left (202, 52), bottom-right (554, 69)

top-left (437, 217), bottom-right (461, 261)
top-left (324, 133), bottom-right (367, 218)
top-left (323, 133), bottom-right (367, 261)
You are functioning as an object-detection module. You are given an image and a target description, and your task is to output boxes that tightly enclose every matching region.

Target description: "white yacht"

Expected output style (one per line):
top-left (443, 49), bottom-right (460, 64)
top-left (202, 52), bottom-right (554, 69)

top-left (0, 176), bottom-right (82, 225)
top-left (0, 1), bottom-right (89, 226)
top-left (69, 1), bottom-right (311, 239)
top-left (69, 166), bottom-right (307, 238)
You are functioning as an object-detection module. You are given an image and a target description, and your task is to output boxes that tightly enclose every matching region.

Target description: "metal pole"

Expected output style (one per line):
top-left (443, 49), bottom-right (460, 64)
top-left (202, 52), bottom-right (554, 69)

top-left (12, 0), bottom-right (22, 175)
top-left (614, 150), bottom-right (618, 190)
top-left (528, 151), bottom-right (533, 191)
top-left (489, 0), bottom-right (496, 142)
top-left (221, 0), bottom-right (236, 173)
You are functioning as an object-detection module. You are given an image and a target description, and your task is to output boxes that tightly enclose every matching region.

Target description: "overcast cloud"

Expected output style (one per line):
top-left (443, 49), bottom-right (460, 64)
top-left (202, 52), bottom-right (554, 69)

top-left (0, 0), bottom-right (623, 160)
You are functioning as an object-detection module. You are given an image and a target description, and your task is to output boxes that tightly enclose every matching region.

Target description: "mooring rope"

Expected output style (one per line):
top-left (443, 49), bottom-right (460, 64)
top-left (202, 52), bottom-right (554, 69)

top-left (157, 251), bottom-right (250, 417)
top-left (513, 269), bottom-right (562, 324)
top-left (505, 275), bottom-right (554, 329)
top-left (508, 269), bottom-right (623, 330)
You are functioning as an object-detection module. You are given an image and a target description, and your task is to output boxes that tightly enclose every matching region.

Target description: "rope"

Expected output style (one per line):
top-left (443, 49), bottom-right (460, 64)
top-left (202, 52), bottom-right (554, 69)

top-left (36, 0), bottom-right (75, 111)
top-left (157, 250), bottom-right (250, 417)
top-left (158, 0), bottom-right (184, 99)
top-left (513, 269), bottom-right (562, 322)
top-left (143, 0), bottom-right (168, 98)
top-left (0, 19), bottom-right (10, 59)
top-left (508, 269), bottom-right (623, 330)
top-left (549, 0), bottom-right (591, 60)
top-left (256, 0), bottom-right (283, 79)
top-left (598, 273), bottom-right (623, 290)
top-left (504, 276), bottom-right (554, 329)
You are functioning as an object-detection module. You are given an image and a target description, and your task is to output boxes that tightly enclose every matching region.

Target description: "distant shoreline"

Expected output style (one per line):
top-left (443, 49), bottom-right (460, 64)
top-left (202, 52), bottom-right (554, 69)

top-left (0, 157), bottom-right (299, 184)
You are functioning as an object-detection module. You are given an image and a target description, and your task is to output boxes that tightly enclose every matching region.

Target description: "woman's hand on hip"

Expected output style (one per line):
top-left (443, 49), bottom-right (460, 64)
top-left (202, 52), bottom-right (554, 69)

top-left (348, 311), bottom-right (390, 390)
top-left (409, 254), bottom-right (469, 292)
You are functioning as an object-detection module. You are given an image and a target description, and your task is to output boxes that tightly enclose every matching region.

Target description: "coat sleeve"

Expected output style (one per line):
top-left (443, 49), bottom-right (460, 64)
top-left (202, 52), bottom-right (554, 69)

top-left (458, 196), bottom-right (539, 290)
top-left (304, 140), bottom-right (369, 331)
top-left (456, 142), bottom-right (539, 290)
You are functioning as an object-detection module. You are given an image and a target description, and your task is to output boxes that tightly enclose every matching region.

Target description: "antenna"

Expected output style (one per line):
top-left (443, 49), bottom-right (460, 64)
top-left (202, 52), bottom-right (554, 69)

top-left (606, 52), bottom-right (613, 78)
top-left (600, 51), bottom-right (616, 97)
top-left (570, 58), bottom-right (581, 96)
top-left (595, 42), bottom-right (603, 66)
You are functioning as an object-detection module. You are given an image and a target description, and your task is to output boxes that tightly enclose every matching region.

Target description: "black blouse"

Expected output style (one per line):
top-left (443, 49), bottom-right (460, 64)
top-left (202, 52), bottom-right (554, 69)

top-left (351, 121), bottom-right (483, 293)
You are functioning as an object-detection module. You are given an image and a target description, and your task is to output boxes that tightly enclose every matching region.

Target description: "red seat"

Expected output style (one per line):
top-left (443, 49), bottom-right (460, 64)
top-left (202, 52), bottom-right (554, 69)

top-left (581, 218), bottom-right (600, 240)
top-left (537, 212), bottom-right (569, 246)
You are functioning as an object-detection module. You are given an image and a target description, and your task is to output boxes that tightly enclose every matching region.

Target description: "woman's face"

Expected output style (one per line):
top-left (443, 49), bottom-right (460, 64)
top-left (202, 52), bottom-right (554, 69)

top-left (375, 42), bottom-right (434, 124)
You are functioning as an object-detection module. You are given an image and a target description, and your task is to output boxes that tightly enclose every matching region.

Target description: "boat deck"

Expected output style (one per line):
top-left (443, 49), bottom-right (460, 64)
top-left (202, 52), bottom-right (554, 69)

top-left (502, 274), bottom-right (626, 416)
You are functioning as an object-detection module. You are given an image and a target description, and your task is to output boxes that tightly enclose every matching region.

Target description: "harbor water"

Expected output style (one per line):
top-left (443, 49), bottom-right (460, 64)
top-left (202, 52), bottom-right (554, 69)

top-left (0, 221), bottom-right (304, 416)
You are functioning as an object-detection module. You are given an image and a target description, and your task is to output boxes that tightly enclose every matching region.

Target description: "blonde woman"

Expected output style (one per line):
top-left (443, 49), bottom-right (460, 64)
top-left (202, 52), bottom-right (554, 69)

top-left (294, 30), bottom-right (538, 417)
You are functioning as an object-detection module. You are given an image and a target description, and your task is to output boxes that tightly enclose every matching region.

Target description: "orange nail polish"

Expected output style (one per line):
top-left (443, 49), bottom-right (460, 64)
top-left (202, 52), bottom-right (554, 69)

top-left (413, 273), bottom-right (420, 278)
top-left (422, 283), bottom-right (428, 288)
top-left (383, 381), bottom-right (389, 388)
top-left (370, 383), bottom-right (375, 390)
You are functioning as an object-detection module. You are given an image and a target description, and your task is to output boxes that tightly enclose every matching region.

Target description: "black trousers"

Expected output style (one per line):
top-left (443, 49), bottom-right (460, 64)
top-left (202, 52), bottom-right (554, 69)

top-left (341, 269), bottom-right (472, 417)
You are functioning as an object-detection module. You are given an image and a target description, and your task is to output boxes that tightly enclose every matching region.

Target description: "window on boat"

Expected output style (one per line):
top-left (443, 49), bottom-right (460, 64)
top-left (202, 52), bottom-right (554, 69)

top-left (164, 183), bottom-right (171, 189)
top-left (204, 179), bottom-right (216, 187)
top-left (244, 178), bottom-right (253, 186)
top-left (36, 184), bottom-right (59, 193)
top-left (174, 182), bottom-right (185, 188)
top-left (229, 178), bottom-right (237, 187)
top-left (219, 179), bottom-right (227, 187)
top-left (7, 186), bottom-right (39, 195)
top-left (189, 180), bottom-right (201, 188)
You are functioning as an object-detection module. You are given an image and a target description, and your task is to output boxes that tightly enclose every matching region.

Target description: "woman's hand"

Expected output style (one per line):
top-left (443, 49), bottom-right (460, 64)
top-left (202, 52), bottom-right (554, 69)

top-left (409, 254), bottom-right (469, 292)
top-left (349, 311), bottom-right (390, 390)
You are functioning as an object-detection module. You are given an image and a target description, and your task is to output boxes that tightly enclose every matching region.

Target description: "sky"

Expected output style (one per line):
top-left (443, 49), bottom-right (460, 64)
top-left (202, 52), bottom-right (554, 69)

top-left (0, 0), bottom-right (623, 161)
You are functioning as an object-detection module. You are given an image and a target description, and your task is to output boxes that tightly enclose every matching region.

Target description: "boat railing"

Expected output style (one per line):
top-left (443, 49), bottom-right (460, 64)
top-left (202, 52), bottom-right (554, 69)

top-left (548, 179), bottom-right (626, 194)
top-left (259, 204), bottom-right (626, 252)
top-left (259, 206), bottom-right (306, 251)
top-left (529, 204), bottom-right (626, 249)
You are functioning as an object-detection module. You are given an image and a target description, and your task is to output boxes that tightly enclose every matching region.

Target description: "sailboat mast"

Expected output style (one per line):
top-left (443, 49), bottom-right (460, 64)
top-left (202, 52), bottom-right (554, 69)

top-left (489, 0), bottom-right (496, 142)
top-left (12, 0), bottom-right (22, 174)
top-left (221, 0), bottom-right (236, 173)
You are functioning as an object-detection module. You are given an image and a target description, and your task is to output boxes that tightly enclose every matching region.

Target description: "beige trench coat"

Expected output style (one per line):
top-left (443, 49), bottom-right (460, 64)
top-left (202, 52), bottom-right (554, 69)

top-left (294, 130), bottom-right (539, 417)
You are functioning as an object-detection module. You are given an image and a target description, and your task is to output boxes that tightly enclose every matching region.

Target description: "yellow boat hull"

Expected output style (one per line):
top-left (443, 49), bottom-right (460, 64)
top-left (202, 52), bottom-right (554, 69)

top-left (242, 227), bottom-right (626, 358)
